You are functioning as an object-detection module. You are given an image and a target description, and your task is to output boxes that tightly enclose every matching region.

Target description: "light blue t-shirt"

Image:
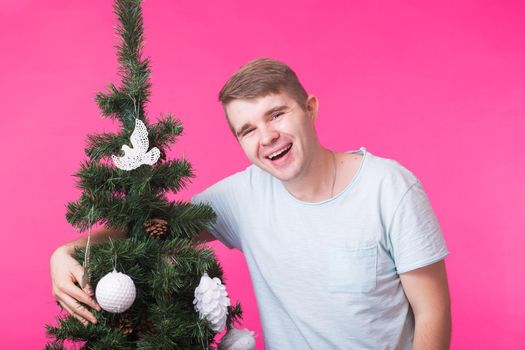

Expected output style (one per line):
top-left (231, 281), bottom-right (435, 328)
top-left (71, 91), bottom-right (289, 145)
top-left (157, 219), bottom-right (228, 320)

top-left (192, 147), bottom-right (449, 349)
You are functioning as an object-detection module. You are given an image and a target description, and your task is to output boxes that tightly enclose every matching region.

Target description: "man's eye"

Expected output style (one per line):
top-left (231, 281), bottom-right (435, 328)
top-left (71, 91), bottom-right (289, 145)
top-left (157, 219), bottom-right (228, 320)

top-left (243, 129), bottom-right (254, 136)
top-left (271, 112), bottom-right (284, 120)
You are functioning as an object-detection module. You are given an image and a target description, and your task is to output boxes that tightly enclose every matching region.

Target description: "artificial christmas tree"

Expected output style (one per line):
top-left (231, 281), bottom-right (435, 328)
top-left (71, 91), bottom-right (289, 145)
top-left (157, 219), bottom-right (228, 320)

top-left (45, 0), bottom-right (246, 348)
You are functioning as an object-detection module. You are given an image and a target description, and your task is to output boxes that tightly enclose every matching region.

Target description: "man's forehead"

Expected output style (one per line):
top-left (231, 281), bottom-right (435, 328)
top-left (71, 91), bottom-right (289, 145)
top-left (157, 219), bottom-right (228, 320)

top-left (226, 93), bottom-right (294, 119)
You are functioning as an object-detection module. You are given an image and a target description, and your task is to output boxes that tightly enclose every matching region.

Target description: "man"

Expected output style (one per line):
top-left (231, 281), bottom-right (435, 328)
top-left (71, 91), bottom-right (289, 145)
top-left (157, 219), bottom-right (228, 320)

top-left (50, 58), bottom-right (451, 349)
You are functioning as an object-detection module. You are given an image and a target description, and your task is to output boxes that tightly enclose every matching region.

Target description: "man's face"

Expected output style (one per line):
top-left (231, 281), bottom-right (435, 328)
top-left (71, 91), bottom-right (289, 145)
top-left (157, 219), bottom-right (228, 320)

top-left (225, 92), bottom-right (319, 182)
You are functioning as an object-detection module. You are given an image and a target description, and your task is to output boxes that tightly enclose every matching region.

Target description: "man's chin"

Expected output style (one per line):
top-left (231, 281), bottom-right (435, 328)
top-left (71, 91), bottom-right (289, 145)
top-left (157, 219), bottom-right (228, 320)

top-left (260, 164), bottom-right (296, 182)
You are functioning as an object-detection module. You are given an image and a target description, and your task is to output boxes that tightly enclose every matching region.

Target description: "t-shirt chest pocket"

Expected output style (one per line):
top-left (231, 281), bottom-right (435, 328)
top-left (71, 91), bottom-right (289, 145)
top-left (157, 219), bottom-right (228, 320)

top-left (328, 243), bottom-right (378, 293)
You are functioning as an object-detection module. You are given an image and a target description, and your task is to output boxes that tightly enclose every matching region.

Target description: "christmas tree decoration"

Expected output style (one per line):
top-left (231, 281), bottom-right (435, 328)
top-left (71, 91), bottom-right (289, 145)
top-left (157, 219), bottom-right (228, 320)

top-left (80, 207), bottom-right (95, 289)
top-left (144, 218), bottom-right (169, 239)
top-left (194, 273), bottom-right (231, 332)
top-left (218, 327), bottom-right (256, 350)
top-left (95, 269), bottom-right (136, 313)
top-left (45, 0), bottom-right (245, 347)
top-left (112, 118), bottom-right (160, 171)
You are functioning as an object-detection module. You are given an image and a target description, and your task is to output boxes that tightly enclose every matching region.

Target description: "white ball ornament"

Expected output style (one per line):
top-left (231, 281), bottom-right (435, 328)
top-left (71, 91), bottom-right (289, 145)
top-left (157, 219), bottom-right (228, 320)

top-left (218, 327), bottom-right (256, 350)
top-left (95, 269), bottom-right (136, 313)
top-left (193, 272), bottom-right (230, 332)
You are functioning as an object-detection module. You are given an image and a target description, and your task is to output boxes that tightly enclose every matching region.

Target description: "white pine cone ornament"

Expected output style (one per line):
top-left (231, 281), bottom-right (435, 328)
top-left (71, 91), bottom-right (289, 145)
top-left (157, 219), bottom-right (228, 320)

top-left (193, 272), bottom-right (230, 332)
top-left (95, 269), bottom-right (136, 313)
top-left (218, 327), bottom-right (256, 350)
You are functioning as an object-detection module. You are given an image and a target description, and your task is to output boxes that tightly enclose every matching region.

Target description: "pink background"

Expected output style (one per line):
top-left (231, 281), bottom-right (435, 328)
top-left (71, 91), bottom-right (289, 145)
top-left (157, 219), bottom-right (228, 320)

top-left (1, 0), bottom-right (524, 348)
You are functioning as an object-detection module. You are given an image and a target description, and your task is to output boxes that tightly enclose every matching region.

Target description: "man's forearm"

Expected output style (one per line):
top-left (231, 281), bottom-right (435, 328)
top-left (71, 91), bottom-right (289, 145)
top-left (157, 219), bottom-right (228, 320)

top-left (413, 311), bottom-right (451, 350)
top-left (62, 226), bottom-right (128, 255)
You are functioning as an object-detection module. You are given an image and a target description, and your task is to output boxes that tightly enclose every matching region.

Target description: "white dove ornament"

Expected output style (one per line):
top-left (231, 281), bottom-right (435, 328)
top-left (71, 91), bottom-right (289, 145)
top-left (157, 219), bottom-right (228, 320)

top-left (112, 119), bottom-right (160, 171)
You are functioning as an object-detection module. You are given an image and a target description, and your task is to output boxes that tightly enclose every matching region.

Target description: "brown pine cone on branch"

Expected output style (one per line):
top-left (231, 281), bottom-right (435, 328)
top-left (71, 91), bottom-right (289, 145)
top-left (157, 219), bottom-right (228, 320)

top-left (144, 218), bottom-right (169, 239)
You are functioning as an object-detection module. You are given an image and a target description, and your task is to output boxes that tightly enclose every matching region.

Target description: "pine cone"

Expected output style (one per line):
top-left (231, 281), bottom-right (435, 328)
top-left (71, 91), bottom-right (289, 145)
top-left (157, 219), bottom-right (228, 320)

top-left (193, 273), bottom-right (231, 332)
top-left (112, 316), bottom-right (133, 335)
top-left (144, 218), bottom-right (169, 238)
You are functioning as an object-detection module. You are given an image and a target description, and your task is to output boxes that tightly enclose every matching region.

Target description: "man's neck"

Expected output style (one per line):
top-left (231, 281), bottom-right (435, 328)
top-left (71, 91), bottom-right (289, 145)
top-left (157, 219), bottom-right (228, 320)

top-left (282, 146), bottom-right (335, 202)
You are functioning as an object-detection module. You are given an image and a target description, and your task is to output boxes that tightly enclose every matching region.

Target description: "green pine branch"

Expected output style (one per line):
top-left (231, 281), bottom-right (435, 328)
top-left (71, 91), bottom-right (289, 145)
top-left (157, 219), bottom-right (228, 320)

top-left (150, 159), bottom-right (193, 194)
top-left (75, 161), bottom-right (131, 193)
top-left (164, 202), bottom-right (217, 240)
top-left (66, 190), bottom-right (163, 232)
top-left (147, 114), bottom-right (184, 151)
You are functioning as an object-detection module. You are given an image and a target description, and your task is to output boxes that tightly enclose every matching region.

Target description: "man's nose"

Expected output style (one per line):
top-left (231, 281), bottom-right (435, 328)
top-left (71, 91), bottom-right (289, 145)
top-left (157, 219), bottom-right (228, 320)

top-left (260, 125), bottom-right (279, 146)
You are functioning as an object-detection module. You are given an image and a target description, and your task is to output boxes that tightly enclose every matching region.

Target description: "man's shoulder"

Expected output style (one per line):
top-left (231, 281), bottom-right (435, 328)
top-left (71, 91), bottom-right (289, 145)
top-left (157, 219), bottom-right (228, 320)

top-left (365, 150), bottom-right (420, 191)
top-left (215, 164), bottom-right (269, 187)
top-left (192, 164), bottom-right (268, 201)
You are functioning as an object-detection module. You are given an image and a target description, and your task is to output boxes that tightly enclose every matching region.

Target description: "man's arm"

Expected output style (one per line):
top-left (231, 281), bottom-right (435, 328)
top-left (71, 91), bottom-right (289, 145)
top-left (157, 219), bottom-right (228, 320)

top-left (50, 226), bottom-right (127, 325)
top-left (192, 230), bottom-right (217, 244)
top-left (399, 260), bottom-right (451, 350)
top-left (51, 225), bottom-right (215, 326)
top-left (59, 225), bottom-right (128, 255)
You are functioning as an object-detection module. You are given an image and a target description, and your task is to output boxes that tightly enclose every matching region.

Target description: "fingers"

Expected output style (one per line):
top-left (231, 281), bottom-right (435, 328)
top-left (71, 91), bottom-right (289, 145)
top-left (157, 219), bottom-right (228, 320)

top-left (62, 282), bottom-right (101, 314)
top-left (84, 283), bottom-right (94, 296)
top-left (50, 248), bottom-right (100, 326)
top-left (53, 281), bottom-right (100, 325)
top-left (60, 293), bottom-right (98, 325)
top-left (59, 299), bottom-right (90, 326)
top-left (71, 263), bottom-right (94, 296)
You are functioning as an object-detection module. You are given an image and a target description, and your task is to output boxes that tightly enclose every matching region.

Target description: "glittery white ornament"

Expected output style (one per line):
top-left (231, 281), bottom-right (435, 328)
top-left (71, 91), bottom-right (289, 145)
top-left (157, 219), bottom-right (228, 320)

top-left (193, 272), bottom-right (230, 332)
top-left (95, 269), bottom-right (136, 313)
top-left (112, 118), bottom-right (160, 171)
top-left (218, 327), bottom-right (256, 350)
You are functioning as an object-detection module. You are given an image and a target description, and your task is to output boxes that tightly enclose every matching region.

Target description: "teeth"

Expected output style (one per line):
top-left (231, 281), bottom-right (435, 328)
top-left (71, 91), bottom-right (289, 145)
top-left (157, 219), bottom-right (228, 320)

top-left (268, 144), bottom-right (291, 160)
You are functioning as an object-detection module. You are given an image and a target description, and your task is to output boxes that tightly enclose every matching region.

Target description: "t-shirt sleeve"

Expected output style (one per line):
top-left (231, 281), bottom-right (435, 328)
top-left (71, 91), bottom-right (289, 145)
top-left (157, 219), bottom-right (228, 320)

top-left (387, 180), bottom-right (449, 274)
top-left (191, 184), bottom-right (242, 251)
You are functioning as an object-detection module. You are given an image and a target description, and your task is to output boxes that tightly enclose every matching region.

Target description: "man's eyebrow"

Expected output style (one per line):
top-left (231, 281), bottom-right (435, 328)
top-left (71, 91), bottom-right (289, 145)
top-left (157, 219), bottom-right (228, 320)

top-left (235, 105), bottom-right (289, 137)
top-left (236, 123), bottom-right (253, 137)
top-left (264, 104), bottom-right (289, 117)
top-left (235, 122), bottom-right (252, 137)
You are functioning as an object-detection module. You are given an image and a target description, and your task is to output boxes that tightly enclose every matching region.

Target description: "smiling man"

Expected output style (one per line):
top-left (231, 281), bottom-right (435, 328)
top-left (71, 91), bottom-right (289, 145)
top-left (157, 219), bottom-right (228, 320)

top-left (50, 58), bottom-right (451, 349)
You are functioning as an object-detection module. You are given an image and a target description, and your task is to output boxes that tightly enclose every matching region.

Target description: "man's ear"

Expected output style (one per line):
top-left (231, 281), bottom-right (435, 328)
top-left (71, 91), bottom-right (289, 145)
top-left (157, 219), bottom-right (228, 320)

top-left (305, 95), bottom-right (319, 121)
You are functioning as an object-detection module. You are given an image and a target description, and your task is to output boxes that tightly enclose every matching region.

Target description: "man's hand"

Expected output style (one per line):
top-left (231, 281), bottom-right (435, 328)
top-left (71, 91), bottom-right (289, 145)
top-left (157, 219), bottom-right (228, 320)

top-left (50, 245), bottom-right (101, 325)
top-left (400, 260), bottom-right (451, 350)
top-left (49, 226), bottom-right (126, 325)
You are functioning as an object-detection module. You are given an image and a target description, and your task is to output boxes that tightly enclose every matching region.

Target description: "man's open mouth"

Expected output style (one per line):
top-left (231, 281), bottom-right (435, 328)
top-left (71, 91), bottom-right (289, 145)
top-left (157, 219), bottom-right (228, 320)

top-left (267, 143), bottom-right (292, 161)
